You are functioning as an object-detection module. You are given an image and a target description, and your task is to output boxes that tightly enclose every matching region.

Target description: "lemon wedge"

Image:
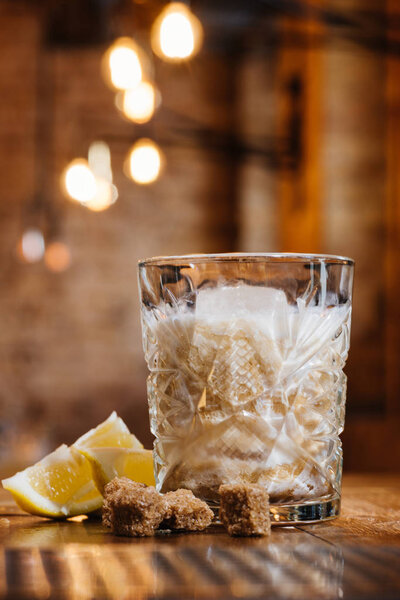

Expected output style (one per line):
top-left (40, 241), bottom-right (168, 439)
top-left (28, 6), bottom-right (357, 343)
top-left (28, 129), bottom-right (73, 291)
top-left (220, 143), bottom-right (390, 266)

top-left (73, 411), bottom-right (143, 450)
top-left (1, 412), bottom-right (153, 519)
top-left (1, 445), bottom-right (102, 518)
top-left (80, 447), bottom-right (155, 493)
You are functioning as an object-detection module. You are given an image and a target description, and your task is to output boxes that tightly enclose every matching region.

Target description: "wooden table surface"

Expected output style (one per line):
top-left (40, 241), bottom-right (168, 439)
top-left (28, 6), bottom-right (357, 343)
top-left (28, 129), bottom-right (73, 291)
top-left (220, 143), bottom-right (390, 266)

top-left (0, 474), bottom-right (399, 600)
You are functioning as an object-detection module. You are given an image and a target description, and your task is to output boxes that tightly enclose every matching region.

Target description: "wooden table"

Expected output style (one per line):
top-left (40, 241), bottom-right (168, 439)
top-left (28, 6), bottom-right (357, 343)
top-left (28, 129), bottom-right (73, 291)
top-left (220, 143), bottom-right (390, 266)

top-left (0, 474), bottom-right (399, 599)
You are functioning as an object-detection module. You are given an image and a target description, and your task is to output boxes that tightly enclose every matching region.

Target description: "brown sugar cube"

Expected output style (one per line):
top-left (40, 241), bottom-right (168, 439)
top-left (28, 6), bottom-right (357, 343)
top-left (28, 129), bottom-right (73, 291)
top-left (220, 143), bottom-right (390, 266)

top-left (160, 489), bottom-right (214, 531)
top-left (102, 477), bottom-right (166, 537)
top-left (219, 484), bottom-right (270, 537)
top-left (102, 477), bottom-right (146, 528)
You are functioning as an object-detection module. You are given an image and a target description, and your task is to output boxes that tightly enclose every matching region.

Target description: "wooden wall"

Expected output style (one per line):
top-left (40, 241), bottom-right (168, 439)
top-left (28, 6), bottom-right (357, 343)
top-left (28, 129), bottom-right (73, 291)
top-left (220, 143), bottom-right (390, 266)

top-left (0, 0), bottom-right (399, 472)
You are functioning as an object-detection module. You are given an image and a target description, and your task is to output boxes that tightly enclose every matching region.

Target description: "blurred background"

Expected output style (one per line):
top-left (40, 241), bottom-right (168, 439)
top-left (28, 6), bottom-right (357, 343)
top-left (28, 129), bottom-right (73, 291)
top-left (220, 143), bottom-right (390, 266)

top-left (0, 0), bottom-right (399, 475)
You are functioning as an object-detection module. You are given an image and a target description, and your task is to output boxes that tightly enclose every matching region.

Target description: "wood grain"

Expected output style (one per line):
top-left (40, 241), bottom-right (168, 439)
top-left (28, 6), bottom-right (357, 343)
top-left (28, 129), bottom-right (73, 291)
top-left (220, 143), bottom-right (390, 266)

top-left (0, 474), bottom-right (399, 599)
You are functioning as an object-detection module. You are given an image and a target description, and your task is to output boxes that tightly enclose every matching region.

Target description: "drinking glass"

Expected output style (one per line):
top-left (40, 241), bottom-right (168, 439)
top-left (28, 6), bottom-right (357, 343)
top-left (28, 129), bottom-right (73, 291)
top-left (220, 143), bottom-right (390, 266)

top-left (138, 253), bottom-right (354, 523)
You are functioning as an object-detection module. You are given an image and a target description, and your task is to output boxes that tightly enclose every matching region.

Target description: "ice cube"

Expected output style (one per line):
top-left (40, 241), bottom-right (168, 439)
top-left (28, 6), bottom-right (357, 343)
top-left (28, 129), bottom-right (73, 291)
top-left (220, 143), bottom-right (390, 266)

top-left (195, 285), bottom-right (289, 319)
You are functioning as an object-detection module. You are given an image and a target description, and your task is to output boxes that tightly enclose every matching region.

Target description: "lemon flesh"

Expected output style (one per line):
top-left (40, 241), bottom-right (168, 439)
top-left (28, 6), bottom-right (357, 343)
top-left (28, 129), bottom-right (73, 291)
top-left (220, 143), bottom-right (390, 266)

top-left (81, 447), bottom-right (155, 493)
top-left (2, 445), bottom-right (102, 518)
top-left (73, 411), bottom-right (143, 450)
top-left (1, 412), bottom-right (152, 519)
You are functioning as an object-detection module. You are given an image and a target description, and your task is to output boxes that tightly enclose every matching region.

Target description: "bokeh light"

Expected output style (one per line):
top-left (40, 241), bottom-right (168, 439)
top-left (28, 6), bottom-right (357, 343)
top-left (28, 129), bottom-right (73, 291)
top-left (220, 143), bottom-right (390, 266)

top-left (151, 3), bottom-right (203, 62)
top-left (85, 178), bottom-right (118, 212)
top-left (44, 242), bottom-right (71, 272)
top-left (63, 159), bottom-right (97, 204)
top-left (126, 139), bottom-right (163, 185)
top-left (88, 141), bottom-right (113, 183)
top-left (121, 82), bottom-right (156, 123)
top-left (103, 37), bottom-right (142, 91)
top-left (62, 143), bottom-right (118, 211)
top-left (18, 229), bottom-right (45, 263)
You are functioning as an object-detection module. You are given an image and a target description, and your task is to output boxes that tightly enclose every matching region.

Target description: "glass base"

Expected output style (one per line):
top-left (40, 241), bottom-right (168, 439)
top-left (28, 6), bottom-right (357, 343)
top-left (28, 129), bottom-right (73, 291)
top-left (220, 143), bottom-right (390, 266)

top-left (269, 496), bottom-right (341, 524)
top-left (209, 496), bottom-right (341, 525)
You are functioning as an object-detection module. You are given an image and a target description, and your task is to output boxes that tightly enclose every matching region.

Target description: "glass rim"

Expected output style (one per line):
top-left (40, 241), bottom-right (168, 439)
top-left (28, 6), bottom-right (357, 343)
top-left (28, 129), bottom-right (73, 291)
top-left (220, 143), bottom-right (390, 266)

top-left (138, 252), bottom-right (355, 267)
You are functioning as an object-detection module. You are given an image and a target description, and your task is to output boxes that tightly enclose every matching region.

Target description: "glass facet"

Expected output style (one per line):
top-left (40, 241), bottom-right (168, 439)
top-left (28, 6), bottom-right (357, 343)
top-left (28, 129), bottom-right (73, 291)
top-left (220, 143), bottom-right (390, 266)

top-left (138, 253), bottom-right (354, 523)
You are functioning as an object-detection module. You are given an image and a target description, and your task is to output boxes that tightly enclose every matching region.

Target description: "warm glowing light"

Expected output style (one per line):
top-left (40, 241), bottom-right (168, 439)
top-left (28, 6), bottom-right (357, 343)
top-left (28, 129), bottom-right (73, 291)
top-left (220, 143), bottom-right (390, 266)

top-left (161, 13), bottom-right (194, 58)
top-left (88, 141), bottom-right (113, 183)
top-left (110, 47), bottom-right (141, 89)
top-left (121, 82), bottom-right (156, 123)
top-left (45, 242), bottom-right (71, 272)
top-left (85, 178), bottom-right (118, 212)
top-left (62, 143), bottom-right (118, 211)
top-left (104, 38), bottom-right (142, 90)
top-left (87, 141), bottom-right (118, 210)
top-left (63, 159), bottom-right (97, 204)
top-left (18, 229), bottom-right (45, 263)
top-left (151, 3), bottom-right (203, 62)
top-left (126, 139), bottom-right (163, 185)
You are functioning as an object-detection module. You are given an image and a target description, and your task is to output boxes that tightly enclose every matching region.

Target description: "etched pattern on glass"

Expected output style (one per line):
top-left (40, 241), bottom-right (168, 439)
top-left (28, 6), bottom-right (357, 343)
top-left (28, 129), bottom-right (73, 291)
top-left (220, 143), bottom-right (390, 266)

top-left (141, 283), bottom-right (351, 505)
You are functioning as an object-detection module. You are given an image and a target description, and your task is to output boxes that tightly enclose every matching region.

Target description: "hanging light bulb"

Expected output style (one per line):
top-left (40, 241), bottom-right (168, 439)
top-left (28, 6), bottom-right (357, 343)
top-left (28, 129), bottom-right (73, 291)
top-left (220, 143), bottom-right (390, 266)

top-left (45, 242), bottom-right (71, 272)
top-left (62, 159), bottom-right (97, 204)
top-left (151, 3), bottom-right (203, 62)
top-left (126, 139), bottom-right (163, 185)
top-left (88, 141), bottom-right (113, 183)
top-left (102, 37), bottom-right (142, 91)
top-left (17, 228), bottom-right (45, 263)
top-left (62, 143), bottom-right (118, 211)
top-left (85, 178), bottom-right (118, 212)
top-left (86, 141), bottom-right (118, 211)
top-left (119, 81), bottom-right (157, 124)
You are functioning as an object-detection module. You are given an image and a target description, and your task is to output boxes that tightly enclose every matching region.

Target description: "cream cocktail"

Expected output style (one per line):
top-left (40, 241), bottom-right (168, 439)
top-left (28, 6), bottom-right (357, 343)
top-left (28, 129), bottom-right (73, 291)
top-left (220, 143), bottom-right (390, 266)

top-left (139, 255), bottom-right (353, 521)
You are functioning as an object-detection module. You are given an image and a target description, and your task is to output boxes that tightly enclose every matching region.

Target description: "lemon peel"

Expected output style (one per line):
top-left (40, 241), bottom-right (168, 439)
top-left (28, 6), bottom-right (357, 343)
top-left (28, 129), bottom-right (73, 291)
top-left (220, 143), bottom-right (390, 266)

top-left (2, 445), bottom-right (102, 518)
top-left (1, 412), bottom-right (153, 519)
